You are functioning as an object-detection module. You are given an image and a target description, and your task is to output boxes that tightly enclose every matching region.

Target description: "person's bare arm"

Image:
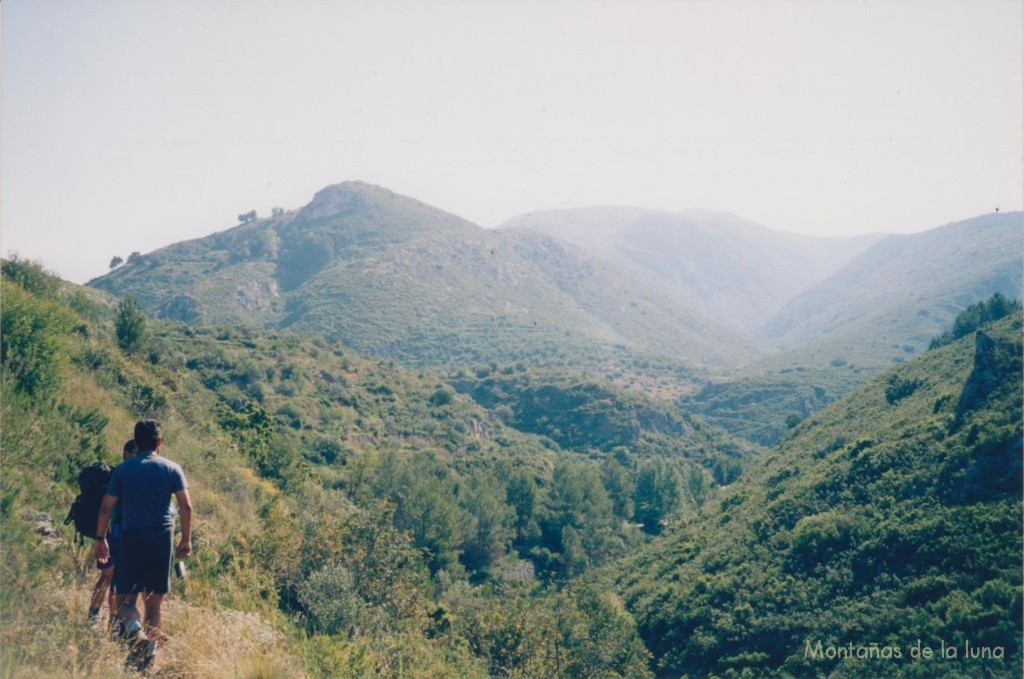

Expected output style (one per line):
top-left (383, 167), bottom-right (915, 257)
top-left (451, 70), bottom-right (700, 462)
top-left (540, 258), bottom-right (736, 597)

top-left (174, 489), bottom-right (192, 558)
top-left (94, 494), bottom-right (117, 562)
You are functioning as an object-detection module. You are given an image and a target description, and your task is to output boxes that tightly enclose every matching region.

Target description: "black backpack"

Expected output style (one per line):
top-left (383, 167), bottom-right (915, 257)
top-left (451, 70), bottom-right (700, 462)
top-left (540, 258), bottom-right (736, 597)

top-left (64, 462), bottom-right (112, 544)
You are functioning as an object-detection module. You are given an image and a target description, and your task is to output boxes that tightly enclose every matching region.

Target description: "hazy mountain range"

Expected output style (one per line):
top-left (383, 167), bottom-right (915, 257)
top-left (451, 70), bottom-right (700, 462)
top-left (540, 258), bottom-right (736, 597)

top-left (92, 181), bottom-right (1020, 358)
top-left (91, 182), bottom-right (766, 369)
top-left (89, 181), bottom-right (1022, 443)
top-left (761, 212), bottom-right (1023, 361)
top-left (501, 206), bottom-right (1021, 370)
top-left (500, 207), bottom-right (884, 332)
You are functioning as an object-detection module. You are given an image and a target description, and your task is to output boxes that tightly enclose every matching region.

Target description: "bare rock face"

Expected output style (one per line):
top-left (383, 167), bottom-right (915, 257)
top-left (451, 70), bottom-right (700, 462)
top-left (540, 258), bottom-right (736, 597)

top-left (157, 294), bottom-right (202, 323)
top-left (235, 278), bottom-right (280, 313)
top-left (501, 560), bottom-right (536, 583)
top-left (470, 418), bottom-right (491, 440)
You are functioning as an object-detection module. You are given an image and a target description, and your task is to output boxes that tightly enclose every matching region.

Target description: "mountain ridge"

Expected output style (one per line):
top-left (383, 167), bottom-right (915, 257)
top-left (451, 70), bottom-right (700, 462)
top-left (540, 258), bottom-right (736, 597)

top-left (758, 211), bottom-right (1023, 360)
top-left (88, 181), bottom-right (1021, 395)
top-left (89, 181), bottom-right (762, 371)
top-left (499, 206), bottom-right (886, 331)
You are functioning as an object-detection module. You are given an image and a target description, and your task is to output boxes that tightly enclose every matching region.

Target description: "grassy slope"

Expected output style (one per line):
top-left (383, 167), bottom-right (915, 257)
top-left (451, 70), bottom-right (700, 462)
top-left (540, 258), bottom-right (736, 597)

top-left (617, 314), bottom-right (1023, 678)
top-left (1, 295), bottom-right (301, 677)
top-left (0, 273), bottom-right (489, 677)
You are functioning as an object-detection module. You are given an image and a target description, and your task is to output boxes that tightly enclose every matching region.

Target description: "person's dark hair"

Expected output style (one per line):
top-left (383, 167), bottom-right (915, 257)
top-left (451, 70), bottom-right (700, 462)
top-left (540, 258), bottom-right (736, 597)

top-left (134, 419), bottom-right (162, 452)
top-left (123, 439), bottom-right (138, 458)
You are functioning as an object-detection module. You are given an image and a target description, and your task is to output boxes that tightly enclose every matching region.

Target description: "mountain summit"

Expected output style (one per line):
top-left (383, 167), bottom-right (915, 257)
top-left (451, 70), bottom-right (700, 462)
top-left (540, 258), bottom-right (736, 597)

top-left (90, 182), bottom-right (759, 369)
top-left (294, 181), bottom-right (479, 238)
top-left (89, 182), bottom-right (1020, 383)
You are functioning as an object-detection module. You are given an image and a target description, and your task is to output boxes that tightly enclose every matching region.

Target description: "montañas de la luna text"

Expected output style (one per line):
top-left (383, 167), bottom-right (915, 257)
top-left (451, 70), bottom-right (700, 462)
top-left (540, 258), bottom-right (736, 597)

top-left (805, 640), bottom-right (1005, 661)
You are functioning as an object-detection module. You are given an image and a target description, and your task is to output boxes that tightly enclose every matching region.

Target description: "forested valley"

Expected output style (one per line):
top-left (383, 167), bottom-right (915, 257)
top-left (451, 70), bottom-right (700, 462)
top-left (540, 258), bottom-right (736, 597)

top-left (2, 256), bottom-right (727, 677)
top-left (1, 195), bottom-right (1021, 678)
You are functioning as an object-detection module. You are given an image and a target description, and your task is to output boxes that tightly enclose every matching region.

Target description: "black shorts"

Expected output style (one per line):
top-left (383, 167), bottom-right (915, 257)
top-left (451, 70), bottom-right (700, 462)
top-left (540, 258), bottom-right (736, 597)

top-left (113, 526), bottom-right (173, 595)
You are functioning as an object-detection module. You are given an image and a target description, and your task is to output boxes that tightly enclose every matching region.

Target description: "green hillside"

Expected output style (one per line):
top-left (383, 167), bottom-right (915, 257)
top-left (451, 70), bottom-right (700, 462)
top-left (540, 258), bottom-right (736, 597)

top-left (678, 367), bottom-right (859, 448)
top-left (4, 256), bottom-right (738, 677)
top-left (451, 366), bottom-right (754, 487)
top-left (6, 191), bottom-right (1021, 678)
top-left (616, 312), bottom-right (1023, 678)
top-left (86, 187), bottom-right (1021, 462)
top-left (89, 182), bottom-right (756, 372)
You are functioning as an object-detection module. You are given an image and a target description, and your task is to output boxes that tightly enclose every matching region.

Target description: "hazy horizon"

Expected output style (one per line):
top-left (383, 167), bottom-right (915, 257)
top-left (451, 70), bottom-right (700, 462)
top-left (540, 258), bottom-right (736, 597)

top-left (3, 0), bottom-right (1022, 284)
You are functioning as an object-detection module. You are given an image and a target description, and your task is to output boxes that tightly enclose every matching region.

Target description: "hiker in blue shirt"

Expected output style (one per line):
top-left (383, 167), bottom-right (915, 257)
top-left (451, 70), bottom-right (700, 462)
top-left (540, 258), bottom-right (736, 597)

top-left (94, 419), bottom-right (192, 670)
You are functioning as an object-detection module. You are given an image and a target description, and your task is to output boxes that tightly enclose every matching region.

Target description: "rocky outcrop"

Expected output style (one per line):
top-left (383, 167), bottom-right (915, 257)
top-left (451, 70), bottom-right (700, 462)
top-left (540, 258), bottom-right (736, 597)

top-left (235, 278), bottom-right (280, 313)
top-left (25, 510), bottom-right (61, 547)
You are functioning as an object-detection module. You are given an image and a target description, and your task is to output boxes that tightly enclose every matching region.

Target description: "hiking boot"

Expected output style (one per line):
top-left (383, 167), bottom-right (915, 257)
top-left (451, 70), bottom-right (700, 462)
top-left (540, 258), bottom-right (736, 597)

top-left (125, 638), bottom-right (157, 673)
top-left (87, 606), bottom-right (100, 622)
top-left (139, 639), bottom-right (158, 671)
top-left (121, 618), bottom-right (143, 640)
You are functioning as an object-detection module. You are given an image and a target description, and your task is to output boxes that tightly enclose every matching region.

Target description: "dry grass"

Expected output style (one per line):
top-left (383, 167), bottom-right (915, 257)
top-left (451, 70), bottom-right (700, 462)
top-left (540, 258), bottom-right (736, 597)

top-left (152, 598), bottom-right (303, 679)
top-left (1, 578), bottom-right (132, 678)
top-left (1, 583), bottom-right (304, 679)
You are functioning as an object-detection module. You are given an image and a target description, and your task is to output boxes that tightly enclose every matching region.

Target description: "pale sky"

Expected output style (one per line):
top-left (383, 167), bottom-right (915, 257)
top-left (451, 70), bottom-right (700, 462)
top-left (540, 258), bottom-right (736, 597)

top-left (2, 0), bottom-right (1022, 284)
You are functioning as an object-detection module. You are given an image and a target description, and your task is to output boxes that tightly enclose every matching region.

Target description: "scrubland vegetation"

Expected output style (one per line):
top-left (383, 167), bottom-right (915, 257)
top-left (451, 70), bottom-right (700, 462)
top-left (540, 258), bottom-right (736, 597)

top-left (2, 257), bottom-right (687, 677)
top-left (2, 249), bottom-right (1020, 678)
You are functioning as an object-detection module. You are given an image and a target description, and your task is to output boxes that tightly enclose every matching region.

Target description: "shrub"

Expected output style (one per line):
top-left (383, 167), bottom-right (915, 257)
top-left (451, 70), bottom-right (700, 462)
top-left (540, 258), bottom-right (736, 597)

top-left (0, 281), bottom-right (73, 399)
top-left (1, 255), bottom-right (60, 298)
top-left (115, 296), bottom-right (148, 355)
top-left (885, 374), bottom-right (921, 405)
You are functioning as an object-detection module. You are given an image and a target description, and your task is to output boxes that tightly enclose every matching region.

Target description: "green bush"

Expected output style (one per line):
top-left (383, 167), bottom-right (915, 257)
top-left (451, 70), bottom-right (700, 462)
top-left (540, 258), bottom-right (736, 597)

top-left (1, 281), bottom-right (73, 399)
top-left (115, 296), bottom-right (148, 354)
top-left (1, 255), bottom-right (61, 298)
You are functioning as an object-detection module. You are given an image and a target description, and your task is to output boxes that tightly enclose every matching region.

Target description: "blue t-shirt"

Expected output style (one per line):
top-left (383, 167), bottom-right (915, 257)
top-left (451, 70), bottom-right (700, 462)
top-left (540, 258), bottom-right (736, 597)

top-left (105, 452), bottom-right (188, 530)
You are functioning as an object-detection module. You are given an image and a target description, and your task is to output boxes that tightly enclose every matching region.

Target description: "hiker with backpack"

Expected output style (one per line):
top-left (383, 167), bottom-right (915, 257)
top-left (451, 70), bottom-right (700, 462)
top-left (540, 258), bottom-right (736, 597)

top-left (94, 419), bottom-right (192, 671)
top-left (86, 439), bottom-right (138, 626)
